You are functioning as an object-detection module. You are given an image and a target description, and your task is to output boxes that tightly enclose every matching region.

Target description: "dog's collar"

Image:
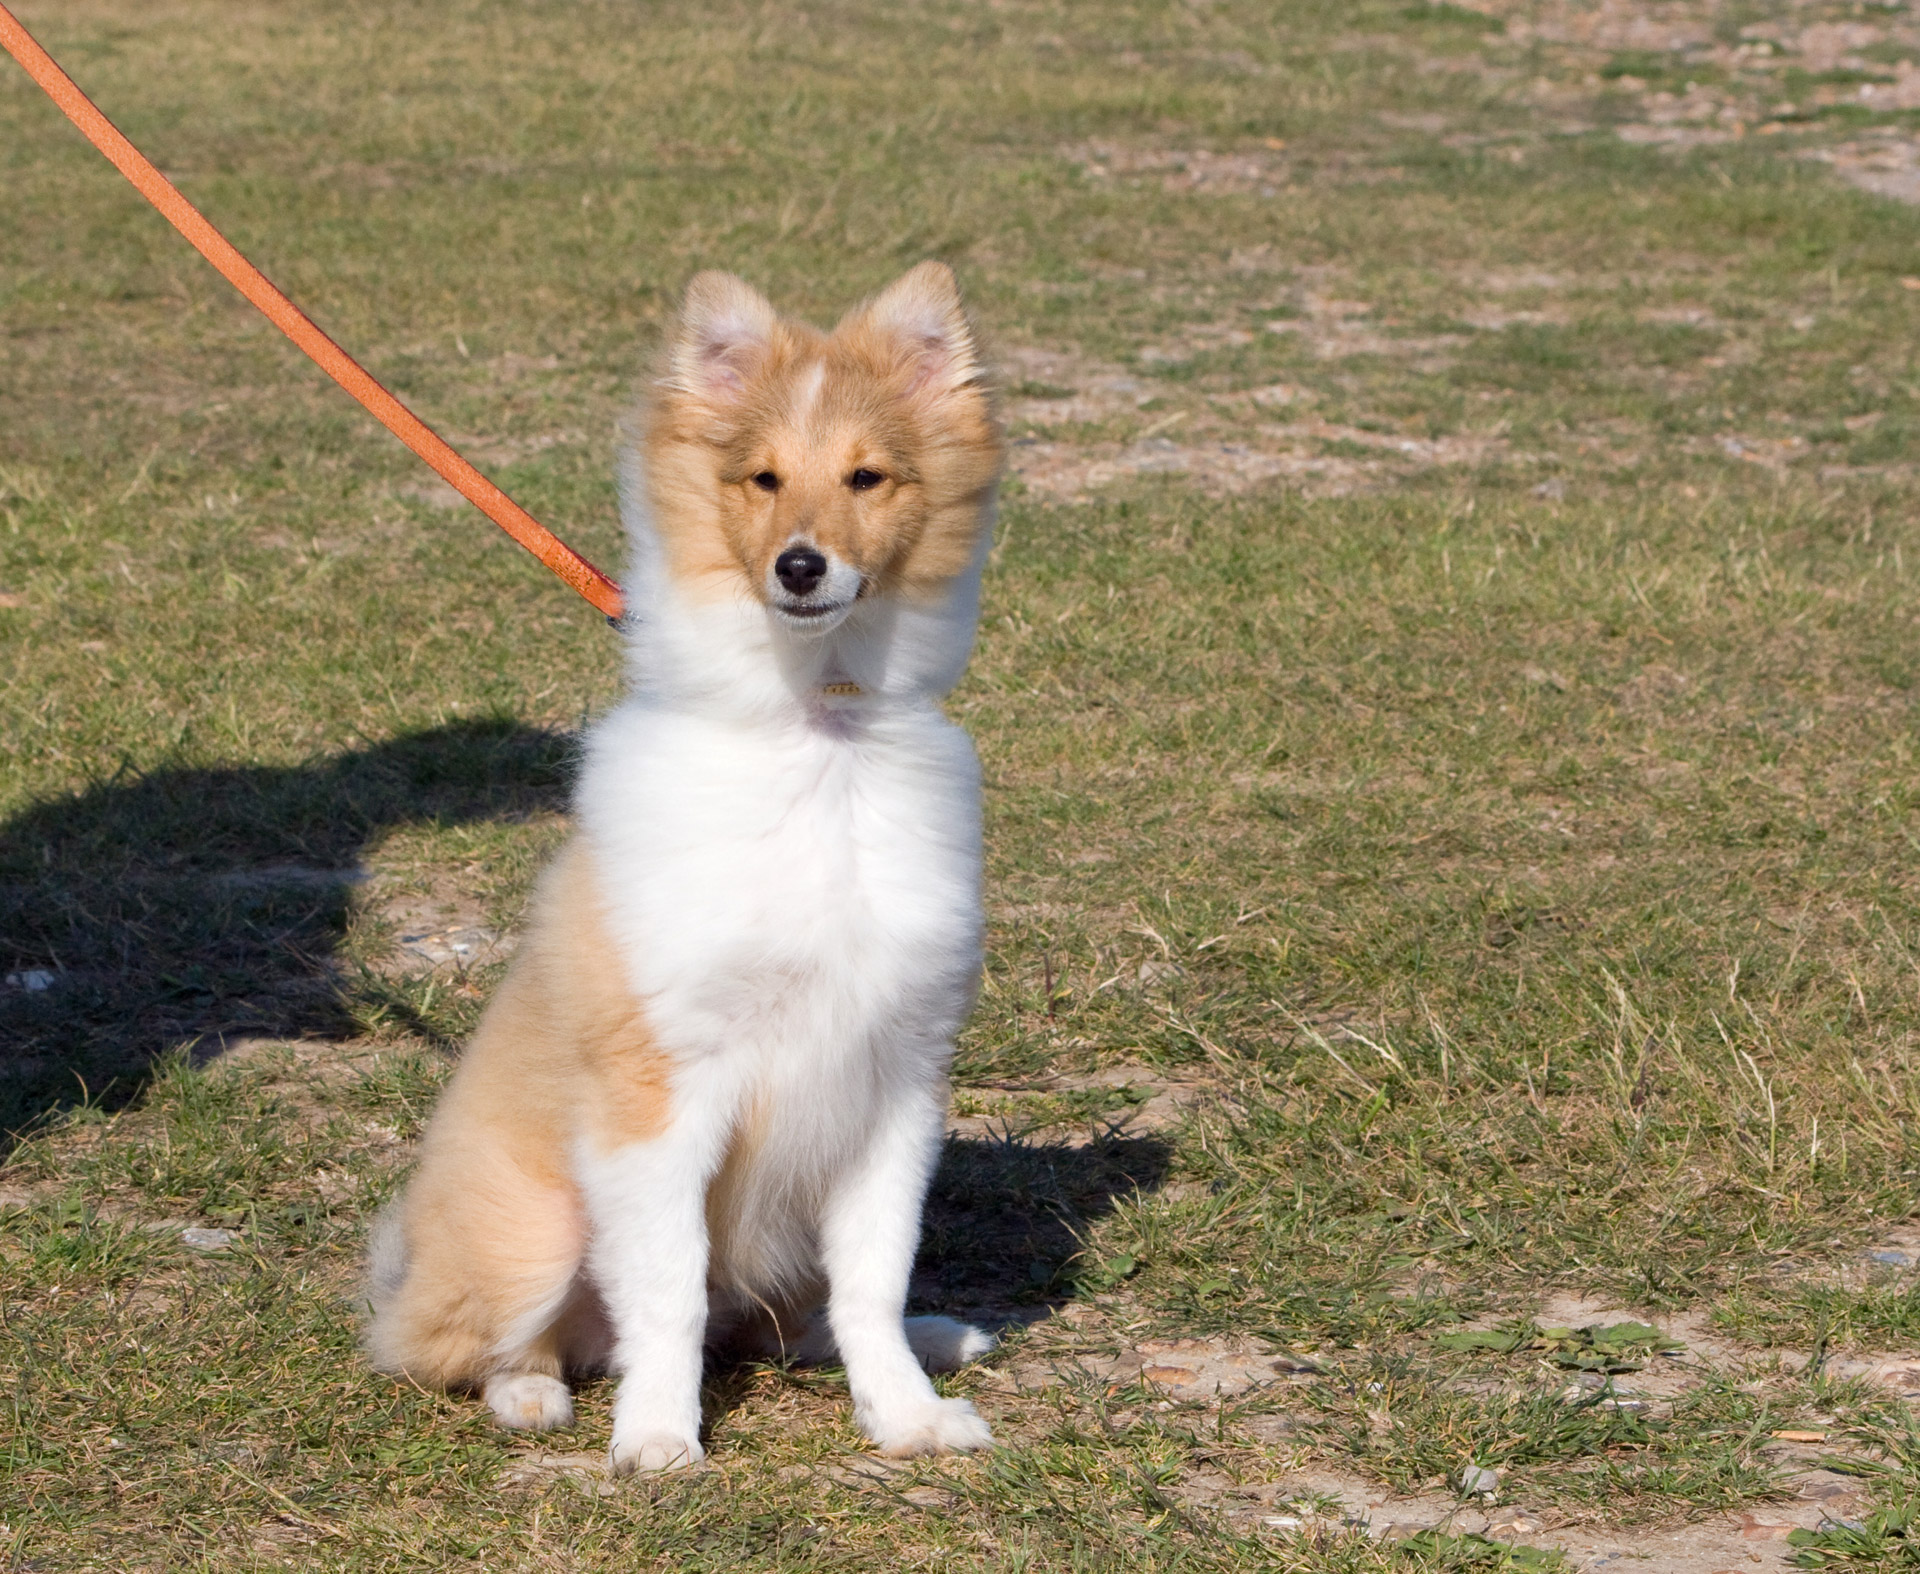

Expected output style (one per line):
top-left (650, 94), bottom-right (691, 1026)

top-left (820, 680), bottom-right (864, 698)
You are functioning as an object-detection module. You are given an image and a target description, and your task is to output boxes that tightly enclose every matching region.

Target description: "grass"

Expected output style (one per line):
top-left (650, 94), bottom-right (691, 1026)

top-left (6, 0), bottom-right (1920, 1568)
top-left (1717, 1277), bottom-right (1920, 1350)
top-left (1302, 1359), bottom-right (1790, 1512)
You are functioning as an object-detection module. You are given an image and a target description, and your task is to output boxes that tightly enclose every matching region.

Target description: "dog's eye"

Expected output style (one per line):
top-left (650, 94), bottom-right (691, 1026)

top-left (751, 471), bottom-right (779, 492)
top-left (848, 469), bottom-right (885, 491)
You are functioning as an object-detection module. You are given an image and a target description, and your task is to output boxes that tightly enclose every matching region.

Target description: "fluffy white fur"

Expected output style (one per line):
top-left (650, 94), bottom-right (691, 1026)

top-left (365, 262), bottom-right (1003, 1473)
top-left (574, 487), bottom-right (993, 1470)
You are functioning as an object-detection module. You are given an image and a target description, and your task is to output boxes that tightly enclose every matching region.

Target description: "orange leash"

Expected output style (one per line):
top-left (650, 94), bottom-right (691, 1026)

top-left (0, 3), bottom-right (625, 621)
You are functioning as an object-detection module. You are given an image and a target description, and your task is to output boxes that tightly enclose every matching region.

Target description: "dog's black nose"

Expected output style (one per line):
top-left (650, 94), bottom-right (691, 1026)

top-left (775, 547), bottom-right (828, 596)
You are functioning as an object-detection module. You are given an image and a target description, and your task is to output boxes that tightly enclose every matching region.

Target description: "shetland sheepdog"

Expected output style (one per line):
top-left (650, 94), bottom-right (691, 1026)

top-left (365, 262), bottom-right (1005, 1474)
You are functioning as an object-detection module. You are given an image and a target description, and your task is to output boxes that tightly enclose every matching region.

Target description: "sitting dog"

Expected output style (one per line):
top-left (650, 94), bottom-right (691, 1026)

top-left (366, 262), bottom-right (1005, 1474)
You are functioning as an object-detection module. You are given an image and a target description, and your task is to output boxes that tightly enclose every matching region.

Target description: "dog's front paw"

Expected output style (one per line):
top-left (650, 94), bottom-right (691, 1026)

top-left (482, 1373), bottom-right (575, 1432)
top-left (863, 1396), bottom-right (995, 1458)
top-left (609, 1432), bottom-right (705, 1477)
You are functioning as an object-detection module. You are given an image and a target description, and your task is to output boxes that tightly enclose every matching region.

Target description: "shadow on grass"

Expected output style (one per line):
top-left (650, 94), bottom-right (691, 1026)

top-left (916, 1130), bottom-right (1171, 1322)
top-left (699, 1129), bottom-right (1171, 1427)
top-left (0, 717), bottom-right (573, 1150)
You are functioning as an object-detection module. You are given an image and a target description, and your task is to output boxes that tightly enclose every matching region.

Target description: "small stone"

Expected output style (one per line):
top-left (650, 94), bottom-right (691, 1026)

top-left (205, 1440), bottom-right (264, 1464)
top-left (181, 1227), bottom-right (237, 1251)
top-left (1869, 1249), bottom-right (1914, 1267)
top-left (400, 927), bottom-right (500, 967)
top-left (1460, 1464), bottom-right (1500, 1497)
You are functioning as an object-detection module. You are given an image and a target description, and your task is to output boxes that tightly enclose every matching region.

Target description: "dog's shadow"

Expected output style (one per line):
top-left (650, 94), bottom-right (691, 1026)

top-left (916, 1129), bottom-right (1170, 1323)
top-left (701, 1126), bottom-right (1171, 1425)
top-left (4, 716), bottom-right (1172, 1339)
top-left (0, 717), bottom-right (573, 1150)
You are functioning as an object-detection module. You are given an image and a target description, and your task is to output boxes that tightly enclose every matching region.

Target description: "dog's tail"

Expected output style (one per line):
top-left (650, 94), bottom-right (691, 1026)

top-left (360, 1200), bottom-right (414, 1371)
top-left (364, 1201), bottom-right (409, 1316)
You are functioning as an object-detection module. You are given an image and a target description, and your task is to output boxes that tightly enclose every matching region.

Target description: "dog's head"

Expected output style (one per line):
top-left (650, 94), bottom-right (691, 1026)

top-left (638, 263), bottom-right (1001, 632)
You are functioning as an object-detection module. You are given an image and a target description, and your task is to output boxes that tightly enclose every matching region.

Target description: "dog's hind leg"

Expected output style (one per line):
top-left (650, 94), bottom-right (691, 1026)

top-left (366, 1169), bottom-right (588, 1433)
top-left (482, 1318), bottom-right (576, 1431)
top-left (777, 1311), bottom-right (993, 1373)
top-left (482, 1275), bottom-right (614, 1430)
top-left (903, 1316), bottom-right (995, 1372)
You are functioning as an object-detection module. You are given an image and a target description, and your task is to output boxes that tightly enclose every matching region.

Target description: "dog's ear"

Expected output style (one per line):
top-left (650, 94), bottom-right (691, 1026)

top-left (843, 261), bottom-right (981, 401)
top-left (667, 272), bottom-right (780, 402)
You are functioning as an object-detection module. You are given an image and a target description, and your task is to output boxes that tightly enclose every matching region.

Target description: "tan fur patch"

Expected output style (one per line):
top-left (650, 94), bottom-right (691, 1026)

top-left (638, 262), bottom-right (1004, 605)
top-left (367, 839), bottom-right (669, 1387)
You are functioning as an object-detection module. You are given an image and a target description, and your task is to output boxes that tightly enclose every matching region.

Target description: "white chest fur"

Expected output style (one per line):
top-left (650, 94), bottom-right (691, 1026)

top-left (577, 698), bottom-right (984, 1073)
top-left (574, 692), bottom-right (984, 1302)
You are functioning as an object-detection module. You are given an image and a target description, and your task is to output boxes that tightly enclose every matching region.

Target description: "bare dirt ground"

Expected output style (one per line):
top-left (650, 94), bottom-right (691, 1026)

top-left (998, 0), bottom-right (1920, 508)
